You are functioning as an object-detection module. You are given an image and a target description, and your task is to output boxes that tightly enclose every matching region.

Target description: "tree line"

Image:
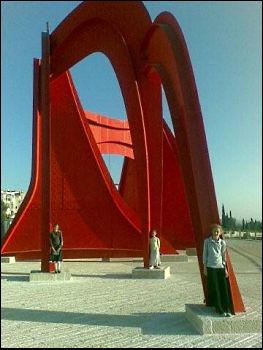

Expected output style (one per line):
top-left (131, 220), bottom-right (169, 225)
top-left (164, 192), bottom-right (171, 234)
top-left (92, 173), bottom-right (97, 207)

top-left (1, 199), bottom-right (262, 234)
top-left (221, 204), bottom-right (262, 233)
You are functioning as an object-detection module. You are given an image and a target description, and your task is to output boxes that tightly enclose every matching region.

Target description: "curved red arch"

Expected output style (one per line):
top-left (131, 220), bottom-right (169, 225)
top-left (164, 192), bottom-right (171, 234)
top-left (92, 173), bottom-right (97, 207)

top-left (140, 12), bottom-right (245, 312)
top-left (1, 1), bottom-right (244, 313)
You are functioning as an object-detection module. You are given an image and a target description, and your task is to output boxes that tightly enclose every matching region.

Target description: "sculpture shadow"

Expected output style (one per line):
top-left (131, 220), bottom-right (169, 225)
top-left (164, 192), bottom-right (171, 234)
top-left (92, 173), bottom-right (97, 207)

top-left (1, 272), bottom-right (29, 282)
top-left (1, 307), bottom-right (198, 335)
top-left (71, 273), bottom-right (132, 279)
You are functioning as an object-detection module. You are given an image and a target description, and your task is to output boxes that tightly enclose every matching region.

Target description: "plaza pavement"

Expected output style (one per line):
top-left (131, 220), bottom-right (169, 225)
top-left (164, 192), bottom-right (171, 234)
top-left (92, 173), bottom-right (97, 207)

top-left (1, 239), bottom-right (262, 348)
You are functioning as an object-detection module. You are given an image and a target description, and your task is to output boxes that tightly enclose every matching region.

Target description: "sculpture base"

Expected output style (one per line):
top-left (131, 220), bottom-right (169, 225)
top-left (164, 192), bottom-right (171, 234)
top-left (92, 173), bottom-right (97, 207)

top-left (185, 248), bottom-right (197, 256)
top-left (29, 270), bottom-right (72, 282)
top-left (185, 304), bottom-right (261, 334)
top-left (1, 256), bottom-right (16, 263)
top-left (132, 266), bottom-right (170, 279)
top-left (161, 254), bottom-right (188, 262)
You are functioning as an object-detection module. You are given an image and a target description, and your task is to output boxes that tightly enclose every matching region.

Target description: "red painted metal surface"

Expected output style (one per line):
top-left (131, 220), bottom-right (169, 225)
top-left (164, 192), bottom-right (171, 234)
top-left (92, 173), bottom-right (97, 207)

top-left (40, 30), bottom-right (51, 272)
top-left (85, 112), bottom-right (134, 159)
top-left (1, 1), bottom-right (244, 312)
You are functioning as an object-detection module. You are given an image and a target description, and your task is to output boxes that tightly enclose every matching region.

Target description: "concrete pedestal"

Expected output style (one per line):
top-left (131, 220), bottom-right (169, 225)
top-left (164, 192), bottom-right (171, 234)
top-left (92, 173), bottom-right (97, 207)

top-left (29, 270), bottom-right (72, 282)
top-left (185, 248), bottom-right (197, 256)
top-left (101, 257), bottom-right (143, 262)
top-left (132, 266), bottom-right (170, 279)
top-left (185, 304), bottom-right (262, 334)
top-left (1, 256), bottom-right (16, 263)
top-left (161, 254), bottom-right (188, 262)
top-left (102, 257), bottom-right (134, 262)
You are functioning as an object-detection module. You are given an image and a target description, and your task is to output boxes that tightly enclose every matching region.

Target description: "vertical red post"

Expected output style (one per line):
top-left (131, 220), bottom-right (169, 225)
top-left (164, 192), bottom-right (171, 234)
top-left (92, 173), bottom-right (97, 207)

top-left (40, 29), bottom-right (51, 272)
top-left (138, 68), bottom-right (163, 268)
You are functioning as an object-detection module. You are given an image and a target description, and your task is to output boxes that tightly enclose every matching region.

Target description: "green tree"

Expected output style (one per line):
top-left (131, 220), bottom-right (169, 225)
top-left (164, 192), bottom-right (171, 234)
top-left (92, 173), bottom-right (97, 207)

top-left (222, 204), bottom-right (226, 228)
top-left (242, 218), bottom-right (245, 230)
top-left (249, 218), bottom-right (254, 232)
top-left (225, 213), bottom-right (229, 230)
top-left (256, 221), bottom-right (262, 232)
top-left (229, 211), bottom-right (236, 231)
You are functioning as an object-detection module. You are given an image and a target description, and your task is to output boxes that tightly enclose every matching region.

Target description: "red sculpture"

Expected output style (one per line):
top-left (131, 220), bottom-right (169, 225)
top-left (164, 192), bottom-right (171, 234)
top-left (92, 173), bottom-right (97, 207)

top-left (1, 1), bottom-right (245, 313)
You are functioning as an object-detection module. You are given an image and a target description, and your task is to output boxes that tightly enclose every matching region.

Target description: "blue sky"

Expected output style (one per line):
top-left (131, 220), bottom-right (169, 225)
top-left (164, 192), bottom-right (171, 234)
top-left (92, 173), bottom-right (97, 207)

top-left (1, 1), bottom-right (262, 221)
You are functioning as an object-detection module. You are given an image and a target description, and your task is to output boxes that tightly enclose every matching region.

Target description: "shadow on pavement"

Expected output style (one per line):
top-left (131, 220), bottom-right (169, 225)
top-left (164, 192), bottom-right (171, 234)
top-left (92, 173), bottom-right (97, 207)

top-left (71, 273), bottom-right (133, 279)
top-left (1, 272), bottom-right (29, 282)
top-left (1, 307), bottom-right (198, 335)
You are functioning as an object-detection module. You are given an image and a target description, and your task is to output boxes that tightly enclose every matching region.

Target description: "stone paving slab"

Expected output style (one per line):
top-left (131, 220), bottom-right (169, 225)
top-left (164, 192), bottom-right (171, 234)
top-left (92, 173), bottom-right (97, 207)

top-left (1, 239), bottom-right (262, 348)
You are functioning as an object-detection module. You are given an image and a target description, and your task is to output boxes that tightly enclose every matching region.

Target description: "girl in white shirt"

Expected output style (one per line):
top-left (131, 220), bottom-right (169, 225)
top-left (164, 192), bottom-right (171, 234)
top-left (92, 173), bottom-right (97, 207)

top-left (203, 224), bottom-right (232, 317)
top-left (149, 229), bottom-right (161, 269)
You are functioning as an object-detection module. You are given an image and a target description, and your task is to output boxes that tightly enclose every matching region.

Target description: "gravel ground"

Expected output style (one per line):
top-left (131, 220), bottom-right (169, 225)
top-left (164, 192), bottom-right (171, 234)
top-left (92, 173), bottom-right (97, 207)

top-left (1, 239), bottom-right (261, 348)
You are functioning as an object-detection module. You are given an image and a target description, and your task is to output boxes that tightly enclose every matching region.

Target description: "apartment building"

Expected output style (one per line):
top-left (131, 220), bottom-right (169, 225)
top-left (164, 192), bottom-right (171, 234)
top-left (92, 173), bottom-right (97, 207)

top-left (1, 190), bottom-right (25, 220)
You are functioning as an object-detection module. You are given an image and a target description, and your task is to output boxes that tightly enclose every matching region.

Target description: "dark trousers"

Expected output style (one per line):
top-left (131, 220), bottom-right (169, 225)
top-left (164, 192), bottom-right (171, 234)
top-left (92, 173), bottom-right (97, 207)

top-left (207, 267), bottom-right (232, 314)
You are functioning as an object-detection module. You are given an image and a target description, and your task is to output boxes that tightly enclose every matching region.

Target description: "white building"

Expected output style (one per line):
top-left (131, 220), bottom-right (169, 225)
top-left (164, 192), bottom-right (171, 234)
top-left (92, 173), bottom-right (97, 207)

top-left (1, 190), bottom-right (26, 220)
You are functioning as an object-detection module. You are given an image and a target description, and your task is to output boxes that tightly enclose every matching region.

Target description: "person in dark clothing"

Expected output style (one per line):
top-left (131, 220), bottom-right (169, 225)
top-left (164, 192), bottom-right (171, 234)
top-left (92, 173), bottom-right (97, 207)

top-left (50, 224), bottom-right (63, 273)
top-left (203, 224), bottom-right (233, 317)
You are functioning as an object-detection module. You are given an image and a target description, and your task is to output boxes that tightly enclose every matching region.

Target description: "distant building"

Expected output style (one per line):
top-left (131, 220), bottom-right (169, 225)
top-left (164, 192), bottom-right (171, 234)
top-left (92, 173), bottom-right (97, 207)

top-left (1, 190), bottom-right (26, 220)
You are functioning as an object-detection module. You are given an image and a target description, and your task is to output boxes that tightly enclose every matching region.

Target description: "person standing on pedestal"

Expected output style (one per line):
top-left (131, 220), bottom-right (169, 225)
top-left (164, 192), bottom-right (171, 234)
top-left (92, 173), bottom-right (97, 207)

top-left (50, 224), bottom-right (63, 273)
top-left (203, 224), bottom-right (233, 317)
top-left (149, 229), bottom-right (161, 269)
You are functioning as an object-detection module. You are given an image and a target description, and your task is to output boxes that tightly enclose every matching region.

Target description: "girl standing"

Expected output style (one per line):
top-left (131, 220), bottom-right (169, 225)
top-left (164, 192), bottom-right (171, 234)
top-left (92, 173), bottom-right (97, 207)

top-left (50, 224), bottom-right (63, 273)
top-left (203, 224), bottom-right (233, 317)
top-left (149, 229), bottom-right (161, 269)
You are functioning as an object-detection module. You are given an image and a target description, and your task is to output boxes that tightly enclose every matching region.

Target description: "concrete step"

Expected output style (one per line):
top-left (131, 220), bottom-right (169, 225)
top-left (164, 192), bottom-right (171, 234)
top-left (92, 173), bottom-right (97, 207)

top-left (1, 256), bottom-right (16, 263)
top-left (185, 304), bottom-right (261, 334)
top-left (29, 270), bottom-right (72, 282)
top-left (132, 266), bottom-right (170, 279)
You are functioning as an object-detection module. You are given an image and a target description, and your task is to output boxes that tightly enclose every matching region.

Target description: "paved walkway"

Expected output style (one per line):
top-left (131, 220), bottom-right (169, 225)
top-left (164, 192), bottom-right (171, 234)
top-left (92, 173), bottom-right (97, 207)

top-left (1, 239), bottom-right (262, 348)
